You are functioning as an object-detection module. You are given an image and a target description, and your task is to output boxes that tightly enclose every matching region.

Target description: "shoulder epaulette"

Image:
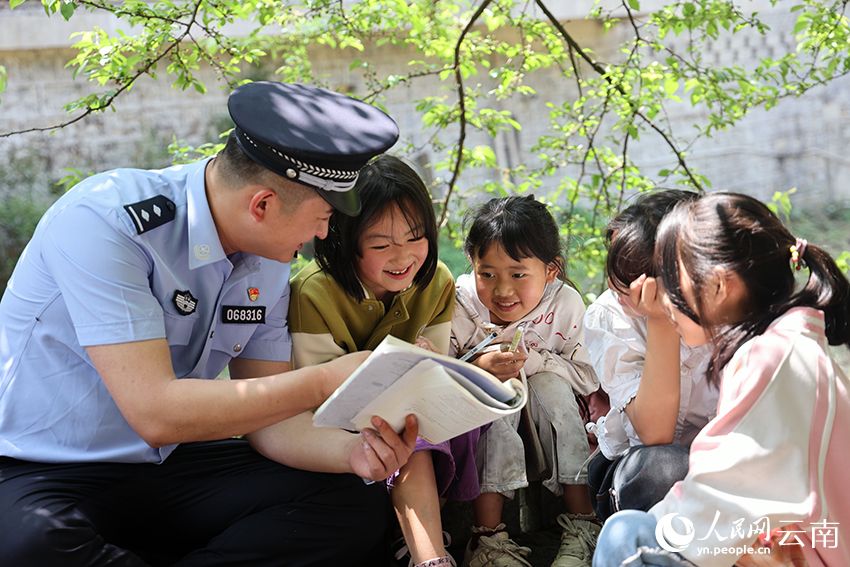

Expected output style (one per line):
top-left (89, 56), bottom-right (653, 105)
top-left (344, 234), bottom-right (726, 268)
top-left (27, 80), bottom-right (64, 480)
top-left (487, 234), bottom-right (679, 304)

top-left (123, 195), bottom-right (176, 235)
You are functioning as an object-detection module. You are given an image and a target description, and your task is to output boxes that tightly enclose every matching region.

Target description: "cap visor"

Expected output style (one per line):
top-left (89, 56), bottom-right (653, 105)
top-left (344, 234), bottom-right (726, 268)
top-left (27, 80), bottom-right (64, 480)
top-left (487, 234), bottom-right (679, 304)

top-left (318, 187), bottom-right (361, 216)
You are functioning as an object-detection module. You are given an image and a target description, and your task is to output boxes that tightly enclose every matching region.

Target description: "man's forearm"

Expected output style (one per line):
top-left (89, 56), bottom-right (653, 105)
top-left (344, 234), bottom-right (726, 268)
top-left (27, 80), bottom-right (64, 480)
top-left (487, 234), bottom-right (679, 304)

top-left (247, 411), bottom-right (358, 474)
top-left (87, 339), bottom-right (336, 447)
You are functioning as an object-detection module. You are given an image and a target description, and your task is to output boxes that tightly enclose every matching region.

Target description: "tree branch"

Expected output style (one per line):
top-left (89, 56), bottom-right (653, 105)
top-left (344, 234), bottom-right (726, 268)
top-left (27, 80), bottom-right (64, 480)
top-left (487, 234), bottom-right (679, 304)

top-left (438, 0), bottom-right (494, 228)
top-left (534, 0), bottom-right (703, 190)
top-left (1, 0), bottom-right (205, 138)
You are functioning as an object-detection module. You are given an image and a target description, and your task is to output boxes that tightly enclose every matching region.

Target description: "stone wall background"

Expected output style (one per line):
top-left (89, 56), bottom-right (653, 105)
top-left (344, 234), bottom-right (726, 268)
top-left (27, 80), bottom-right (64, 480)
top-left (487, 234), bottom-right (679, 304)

top-left (1, 2), bottom-right (849, 207)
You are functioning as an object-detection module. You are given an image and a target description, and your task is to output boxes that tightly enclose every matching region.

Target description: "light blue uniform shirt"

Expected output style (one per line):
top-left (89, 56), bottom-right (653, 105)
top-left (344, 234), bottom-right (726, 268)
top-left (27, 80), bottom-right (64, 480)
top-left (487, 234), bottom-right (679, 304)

top-left (0, 159), bottom-right (292, 463)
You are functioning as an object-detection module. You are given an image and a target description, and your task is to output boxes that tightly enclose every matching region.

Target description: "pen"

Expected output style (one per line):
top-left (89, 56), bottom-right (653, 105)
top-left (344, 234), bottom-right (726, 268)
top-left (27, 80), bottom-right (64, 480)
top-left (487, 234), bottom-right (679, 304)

top-left (459, 331), bottom-right (498, 362)
top-left (501, 323), bottom-right (526, 353)
top-left (508, 323), bottom-right (525, 352)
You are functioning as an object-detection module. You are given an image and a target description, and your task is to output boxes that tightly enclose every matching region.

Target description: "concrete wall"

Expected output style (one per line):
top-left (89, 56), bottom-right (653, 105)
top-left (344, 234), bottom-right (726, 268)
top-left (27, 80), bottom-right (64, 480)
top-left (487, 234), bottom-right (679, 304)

top-left (1, 2), bottom-right (848, 208)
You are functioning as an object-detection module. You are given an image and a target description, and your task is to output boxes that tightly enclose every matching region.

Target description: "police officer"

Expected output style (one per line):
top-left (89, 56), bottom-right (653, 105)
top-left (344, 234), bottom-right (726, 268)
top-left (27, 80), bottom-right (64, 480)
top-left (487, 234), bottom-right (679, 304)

top-left (0, 82), bottom-right (417, 566)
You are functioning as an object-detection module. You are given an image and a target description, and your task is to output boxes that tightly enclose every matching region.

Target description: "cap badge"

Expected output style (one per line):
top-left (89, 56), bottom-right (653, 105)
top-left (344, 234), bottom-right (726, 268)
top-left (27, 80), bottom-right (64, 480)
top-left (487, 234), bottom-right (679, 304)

top-left (173, 290), bottom-right (198, 316)
top-left (247, 287), bottom-right (260, 302)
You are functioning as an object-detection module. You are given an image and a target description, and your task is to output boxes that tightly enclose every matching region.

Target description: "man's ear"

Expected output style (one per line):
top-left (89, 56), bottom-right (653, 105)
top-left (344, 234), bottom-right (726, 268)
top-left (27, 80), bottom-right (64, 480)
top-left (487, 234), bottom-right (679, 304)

top-left (247, 187), bottom-right (277, 222)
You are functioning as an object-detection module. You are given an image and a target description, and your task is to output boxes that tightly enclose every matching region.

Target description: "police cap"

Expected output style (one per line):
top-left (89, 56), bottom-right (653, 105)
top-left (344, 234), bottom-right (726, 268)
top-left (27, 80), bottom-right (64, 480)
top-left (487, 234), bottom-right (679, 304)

top-left (228, 81), bottom-right (399, 216)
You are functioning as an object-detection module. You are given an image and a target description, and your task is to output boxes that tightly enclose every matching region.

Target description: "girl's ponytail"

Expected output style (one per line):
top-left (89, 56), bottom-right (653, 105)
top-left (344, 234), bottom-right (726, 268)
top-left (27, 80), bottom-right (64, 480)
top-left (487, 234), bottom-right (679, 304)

top-left (656, 193), bottom-right (850, 383)
top-left (793, 242), bottom-right (850, 347)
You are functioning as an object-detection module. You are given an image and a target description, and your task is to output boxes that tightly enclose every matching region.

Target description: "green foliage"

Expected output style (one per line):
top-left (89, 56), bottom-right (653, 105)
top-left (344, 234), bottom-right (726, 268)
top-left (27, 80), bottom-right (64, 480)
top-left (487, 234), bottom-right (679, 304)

top-left (438, 233), bottom-right (470, 278)
top-left (0, 195), bottom-right (52, 294)
top-left (767, 187), bottom-right (798, 223)
top-left (4, 0), bottom-right (850, 294)
top-left (787, 202), bottom-right (850, 276)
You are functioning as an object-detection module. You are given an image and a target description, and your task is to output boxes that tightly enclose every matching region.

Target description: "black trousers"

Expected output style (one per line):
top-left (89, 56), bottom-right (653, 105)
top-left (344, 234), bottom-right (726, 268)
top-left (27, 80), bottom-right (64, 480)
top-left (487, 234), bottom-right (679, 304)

top-left (0, 439), bottom-right (391, 566)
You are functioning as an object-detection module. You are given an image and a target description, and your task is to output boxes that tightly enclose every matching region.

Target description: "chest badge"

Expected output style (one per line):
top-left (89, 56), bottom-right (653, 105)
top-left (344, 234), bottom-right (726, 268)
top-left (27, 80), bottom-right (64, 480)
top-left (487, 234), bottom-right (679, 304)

top-left (173, 290), bottom-right (198, 316)
top-left (247, 287), bottom-right (260, 302)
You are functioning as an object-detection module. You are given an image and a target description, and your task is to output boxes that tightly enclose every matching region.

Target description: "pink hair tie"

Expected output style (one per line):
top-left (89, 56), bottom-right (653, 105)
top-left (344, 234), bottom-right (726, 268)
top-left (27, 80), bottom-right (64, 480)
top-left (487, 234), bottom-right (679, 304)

top-left (790, 238), bottom-right (808, 271)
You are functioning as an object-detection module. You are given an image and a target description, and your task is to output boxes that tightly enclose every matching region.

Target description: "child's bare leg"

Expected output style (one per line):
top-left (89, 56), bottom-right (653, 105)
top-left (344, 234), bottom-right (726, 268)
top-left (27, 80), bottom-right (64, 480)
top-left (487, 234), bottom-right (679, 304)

top-left (392, 450), bottom-right (446, 563)
top-left (561, 483), bottom-right (593, 515)
top-left (472, 491), bottom-right (505, 529)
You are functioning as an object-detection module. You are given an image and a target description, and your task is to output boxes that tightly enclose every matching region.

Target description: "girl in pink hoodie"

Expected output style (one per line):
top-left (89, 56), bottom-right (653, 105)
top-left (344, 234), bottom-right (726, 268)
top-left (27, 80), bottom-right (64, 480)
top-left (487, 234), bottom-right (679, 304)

top-left (593, 193), bottom-right (850, 567)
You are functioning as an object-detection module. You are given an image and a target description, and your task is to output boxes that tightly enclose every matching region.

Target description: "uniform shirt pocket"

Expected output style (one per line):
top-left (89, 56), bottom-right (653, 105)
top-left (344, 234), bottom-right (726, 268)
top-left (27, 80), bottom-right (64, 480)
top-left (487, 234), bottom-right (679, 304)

top-left (163, 311), bottom-right (196, 346)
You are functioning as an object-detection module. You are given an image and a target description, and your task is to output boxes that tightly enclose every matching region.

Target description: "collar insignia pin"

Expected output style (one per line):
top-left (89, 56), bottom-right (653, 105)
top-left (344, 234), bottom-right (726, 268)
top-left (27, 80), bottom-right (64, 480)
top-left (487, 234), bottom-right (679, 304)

top-left (247, 287), bottom-right (260, 302)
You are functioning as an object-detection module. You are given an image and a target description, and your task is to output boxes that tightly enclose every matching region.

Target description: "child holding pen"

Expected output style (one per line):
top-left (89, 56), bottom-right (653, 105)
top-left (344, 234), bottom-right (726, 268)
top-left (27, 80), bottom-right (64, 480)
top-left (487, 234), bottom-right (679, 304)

top-left (450, 195), bottom-right (600, 567)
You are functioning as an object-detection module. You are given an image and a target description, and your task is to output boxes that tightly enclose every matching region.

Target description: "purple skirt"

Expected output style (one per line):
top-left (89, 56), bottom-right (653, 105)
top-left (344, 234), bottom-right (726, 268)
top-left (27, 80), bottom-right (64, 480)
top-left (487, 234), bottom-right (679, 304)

top-left (388, 427), bottom-right (483, 501)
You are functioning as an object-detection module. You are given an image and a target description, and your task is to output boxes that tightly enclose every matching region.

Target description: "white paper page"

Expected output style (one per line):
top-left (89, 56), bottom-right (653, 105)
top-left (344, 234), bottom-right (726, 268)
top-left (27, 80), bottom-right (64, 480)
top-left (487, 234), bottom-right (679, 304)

top-left (350, 360), bottom-right (521, 444)
top-left (312, 336), bottom-right (521, 431)
top-left (311, 347), bottom-right (417, 430)
top-left (430, 359), bottom-right (514, 403)
top-left (378, 337), bottom-right (518, 404)
top-left (445, 367), bottom-right (516, 410)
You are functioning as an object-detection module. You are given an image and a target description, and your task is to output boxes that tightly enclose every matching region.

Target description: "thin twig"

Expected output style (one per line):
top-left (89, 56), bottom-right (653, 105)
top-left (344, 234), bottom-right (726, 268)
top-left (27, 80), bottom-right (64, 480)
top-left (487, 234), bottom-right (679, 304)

top-left (534, 0), bottom-right (703, 190)
top-left (438, 0), bottom-right (494, 228)
top-left (1, 0), bottom-right (205, 138)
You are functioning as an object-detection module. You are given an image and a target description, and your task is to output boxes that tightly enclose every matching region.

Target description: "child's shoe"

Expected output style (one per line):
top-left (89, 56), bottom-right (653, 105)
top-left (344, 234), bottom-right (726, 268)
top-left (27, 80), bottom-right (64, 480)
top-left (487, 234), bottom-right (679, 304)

top-left (413, 557), bottom-right (457, 567)
top-left (550, 513), bottom-right (601, 567)
top-left (393, 531), bottom-right (455, 567)
top-left (462, 523), bottom-right (532, 567)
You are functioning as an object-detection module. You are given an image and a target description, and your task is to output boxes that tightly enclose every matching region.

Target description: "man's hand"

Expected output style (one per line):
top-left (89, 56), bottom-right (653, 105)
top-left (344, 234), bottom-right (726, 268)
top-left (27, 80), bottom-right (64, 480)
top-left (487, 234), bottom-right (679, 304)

top-left (318, 351), bottom-right (371, 399)
top-left (473, 349), bottom-right (528, 382)
top-left (349, 415), bottom-right (419, 481)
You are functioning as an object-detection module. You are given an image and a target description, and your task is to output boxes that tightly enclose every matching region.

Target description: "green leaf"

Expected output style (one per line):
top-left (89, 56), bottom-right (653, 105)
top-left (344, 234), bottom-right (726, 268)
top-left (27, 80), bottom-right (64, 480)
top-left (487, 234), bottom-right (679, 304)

top-left (470, 145), bottom-right (497, 167)
top-left (628, 0), bottom-right (640, 10)
top-left (9, 0), bottom-right (27, 8)
top-left (59, 0), bottom-right (75, 20)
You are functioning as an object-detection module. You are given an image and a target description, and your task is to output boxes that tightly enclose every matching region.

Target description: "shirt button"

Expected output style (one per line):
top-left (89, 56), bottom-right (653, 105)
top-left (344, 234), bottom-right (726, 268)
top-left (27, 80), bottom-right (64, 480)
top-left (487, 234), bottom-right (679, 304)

top-left (233, 344), bottom-right (242, 353)
top-left (394, 311), bottom-right (401, 318)
top-left (367, 305), bottom-right (373, 311)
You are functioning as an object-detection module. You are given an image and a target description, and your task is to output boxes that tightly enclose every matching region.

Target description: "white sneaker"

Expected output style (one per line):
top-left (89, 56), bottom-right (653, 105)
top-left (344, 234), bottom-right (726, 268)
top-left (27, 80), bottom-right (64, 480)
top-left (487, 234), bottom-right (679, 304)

top-left (550, 514), bottom-right (601, 567)
top-left (462, 524), bottom-right (532, 567)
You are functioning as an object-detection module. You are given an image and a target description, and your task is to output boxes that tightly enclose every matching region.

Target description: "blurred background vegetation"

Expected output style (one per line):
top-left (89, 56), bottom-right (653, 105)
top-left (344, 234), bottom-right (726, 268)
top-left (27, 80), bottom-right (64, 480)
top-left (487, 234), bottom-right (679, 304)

top-left (2, 1), bottom-right (849, 376)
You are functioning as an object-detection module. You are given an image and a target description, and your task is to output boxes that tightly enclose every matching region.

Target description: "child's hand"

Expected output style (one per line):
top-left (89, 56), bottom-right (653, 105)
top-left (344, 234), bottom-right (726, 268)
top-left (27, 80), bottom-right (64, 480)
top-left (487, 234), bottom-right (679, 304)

top-left (627, 274), bottom-right (670, 322)
top-left (414, 335), bottom-right (439, 353)
top-left (474, 349), bottom-right (528, 382)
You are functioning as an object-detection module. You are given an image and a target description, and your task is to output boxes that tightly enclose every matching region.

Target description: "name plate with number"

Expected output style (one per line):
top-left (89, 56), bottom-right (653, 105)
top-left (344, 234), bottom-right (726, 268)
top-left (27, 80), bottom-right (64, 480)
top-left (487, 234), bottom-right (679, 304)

top-left (221, 305), bottom-right (266, 324)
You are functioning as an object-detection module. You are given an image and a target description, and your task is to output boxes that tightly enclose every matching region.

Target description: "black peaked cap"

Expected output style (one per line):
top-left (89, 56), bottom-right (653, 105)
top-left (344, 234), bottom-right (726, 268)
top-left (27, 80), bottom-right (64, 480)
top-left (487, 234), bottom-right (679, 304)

top-left (228, 81), bottom-right (399, 216)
